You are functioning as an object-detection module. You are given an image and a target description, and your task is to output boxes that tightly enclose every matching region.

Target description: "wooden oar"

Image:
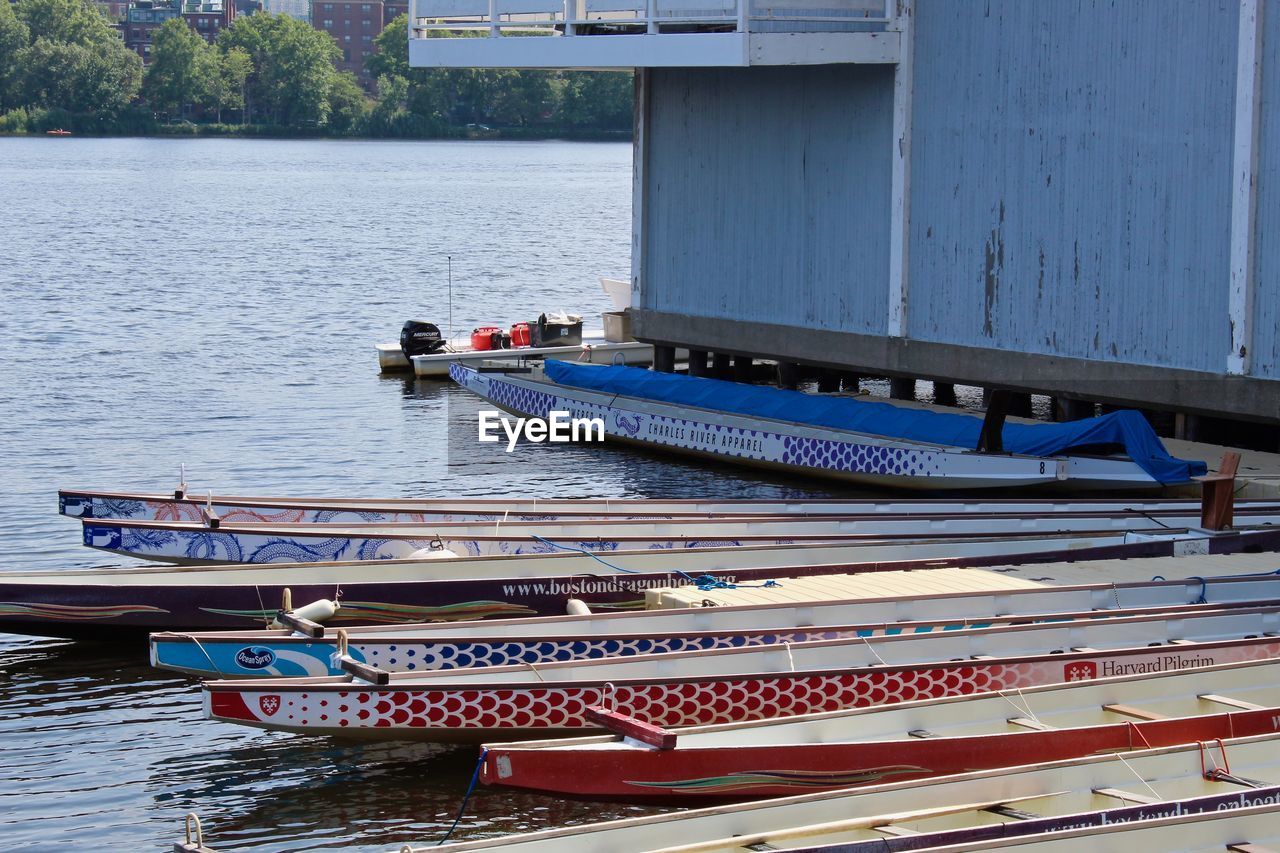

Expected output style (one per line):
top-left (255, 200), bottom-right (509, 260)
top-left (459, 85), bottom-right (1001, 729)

top-left (644, 792), bottom-right (1066, 853)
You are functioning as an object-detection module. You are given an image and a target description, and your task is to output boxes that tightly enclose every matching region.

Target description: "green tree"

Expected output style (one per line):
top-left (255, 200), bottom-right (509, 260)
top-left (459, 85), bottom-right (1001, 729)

top-left (14, 0), bottom-right (115, 47)
top-left (143, 18), bottom-right (209, 117)
top-left (560, 70), bottom-right (631, 130)
top-left (325, 70), bottom-right (369, 133)
top-left (198, 45), bottom-right (252, 123)
top-left (218, 12), bottom-right (339, 126)
top-left (0, 1), bottom-right (31, 111)
top-left (21, 35), bottom-right (141, 114)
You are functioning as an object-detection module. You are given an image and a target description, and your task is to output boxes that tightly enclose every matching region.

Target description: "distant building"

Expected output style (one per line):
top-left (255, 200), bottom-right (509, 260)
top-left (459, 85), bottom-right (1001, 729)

top-left (264, 0), bottom-right (309, 21)
top-left (96, 0), bottom-right (130, 21)
top-left (121, 0), bottom-right (235, 61)
top-left (311, 0), bottom-right (396, 88)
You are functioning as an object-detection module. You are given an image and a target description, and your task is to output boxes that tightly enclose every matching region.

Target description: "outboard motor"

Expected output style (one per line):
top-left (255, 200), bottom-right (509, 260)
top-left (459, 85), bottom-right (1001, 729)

top-left (400, 320), bottom-right (446, 358)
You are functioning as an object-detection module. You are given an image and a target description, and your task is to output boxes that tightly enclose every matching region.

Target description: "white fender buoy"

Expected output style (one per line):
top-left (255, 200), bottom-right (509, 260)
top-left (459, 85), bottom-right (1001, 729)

top-left (270, 598), bottom-right (338, 629)
top-left (565, 598), bottom-right (592, 616)
top-left (409, 547), bottom-right (460, 560)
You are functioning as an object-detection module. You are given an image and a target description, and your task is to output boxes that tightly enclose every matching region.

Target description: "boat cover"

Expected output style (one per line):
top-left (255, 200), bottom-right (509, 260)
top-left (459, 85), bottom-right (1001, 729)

top-left (542, 362), bottom-right (1207, 484)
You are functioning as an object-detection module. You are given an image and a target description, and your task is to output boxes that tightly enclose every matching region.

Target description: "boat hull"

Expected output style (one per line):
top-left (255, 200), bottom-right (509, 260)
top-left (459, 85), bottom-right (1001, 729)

top-left (58, 489), bottom-right (1280, 522)
top-left (202, 636), bottom-right (1280, 743)
top-left (479, 705), bottom-right (1280, 798)
top-left (449, 364), bottom-right (1160, 491)
top-left (412, 340), bottom-right (655, 378)
top-left (7, 528), bottom-right (1280, 639)
top-left (77, 510), bottom-right (1274, 565)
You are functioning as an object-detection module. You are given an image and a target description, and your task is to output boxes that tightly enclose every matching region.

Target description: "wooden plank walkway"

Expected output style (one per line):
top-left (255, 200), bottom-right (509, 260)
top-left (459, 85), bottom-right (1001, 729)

top-left (645, 551), bottom-right (1280, 609)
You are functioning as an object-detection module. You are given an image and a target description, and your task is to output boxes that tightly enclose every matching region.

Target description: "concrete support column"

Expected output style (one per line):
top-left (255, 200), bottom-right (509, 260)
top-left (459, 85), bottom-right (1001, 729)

top-left (932, 381), bottom-right (956, 407)
top-left (1055, 397), bottom-right (1094, 421)
top-left (653, 345), bottom-right (676, 373)
top-left (1175, 413), bottom-right (1203, 442)
top-left (688, 349), bottom-right (709, 377)
top-left (890, 377), bottom-right (915, 400)
top-left (712, 352), bottom-right (732, 379)
top-left (777, 362), bottom-right (801, 390)
top-left (733, 355), bottom-right (754, 383)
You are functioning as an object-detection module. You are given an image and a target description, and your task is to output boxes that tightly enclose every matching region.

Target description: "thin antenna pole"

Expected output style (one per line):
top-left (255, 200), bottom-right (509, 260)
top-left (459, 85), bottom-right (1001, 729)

top-left (447, 255), bottom-right (453, 342)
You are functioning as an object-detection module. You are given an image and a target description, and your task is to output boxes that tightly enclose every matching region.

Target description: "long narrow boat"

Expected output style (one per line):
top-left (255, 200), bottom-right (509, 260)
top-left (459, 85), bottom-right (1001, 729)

top-left (59, 487), bottom-right (1275, 523)
top-left (450, 361), bottom-right (1207, 490)
top-left (476, 657), bottom-right (1280, 798)
top-left (151, 571), bottom-right (1280, 677)
top-left (201, 606), bottom-right (1280, 741)
top-left (9, 528), bottom-right (1280, 639)
top-left (413, 339), bottom-right (658, 377)
top-left (415, 733), bottom-right (1280, 852)
top-left (79, 508), bottom-right (1280, 564)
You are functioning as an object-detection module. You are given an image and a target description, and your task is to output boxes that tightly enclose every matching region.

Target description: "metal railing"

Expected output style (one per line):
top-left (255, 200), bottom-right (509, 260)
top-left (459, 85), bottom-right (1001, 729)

top-left (411, 0), bottom-right (892, 38)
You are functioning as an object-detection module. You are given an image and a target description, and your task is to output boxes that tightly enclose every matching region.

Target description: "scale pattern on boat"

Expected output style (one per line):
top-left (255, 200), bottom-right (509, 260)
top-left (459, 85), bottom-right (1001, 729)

top-left (208, 642), bottom-right (1280, 732)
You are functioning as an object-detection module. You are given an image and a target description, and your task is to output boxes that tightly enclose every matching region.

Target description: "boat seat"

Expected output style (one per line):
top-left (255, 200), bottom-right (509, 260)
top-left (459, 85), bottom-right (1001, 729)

top-left (1007, 716), bottom-right (1055, 731)
top-left (1101, 703), bottom-right (1167, 721)
top-left (984, 804), bottom-right (1041, 820)
top-left (872, 825), bottom-right (921, 837)
top-left (971, 654), bottom-right (995, 660)
top-left (1169, 639), bottom-right (1197, 645)
top-left (1093, 787), bottom-right (1161, 805)
top-left (908, 728), bottom-right (938, 738)
top-left (1071, 646), bottom-right (1099, 652)
top-left (1199, 693), bottom-right (1267, 712)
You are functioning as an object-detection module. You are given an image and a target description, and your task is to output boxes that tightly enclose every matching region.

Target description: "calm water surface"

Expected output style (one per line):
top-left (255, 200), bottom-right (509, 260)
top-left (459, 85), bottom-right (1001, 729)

top-left (0, 137), bottom-right (850, 851)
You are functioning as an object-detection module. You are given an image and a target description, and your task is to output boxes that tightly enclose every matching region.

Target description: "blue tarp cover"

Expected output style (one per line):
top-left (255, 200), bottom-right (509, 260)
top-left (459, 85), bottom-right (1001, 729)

top-left (543, 361), bottom-right (1206, 485)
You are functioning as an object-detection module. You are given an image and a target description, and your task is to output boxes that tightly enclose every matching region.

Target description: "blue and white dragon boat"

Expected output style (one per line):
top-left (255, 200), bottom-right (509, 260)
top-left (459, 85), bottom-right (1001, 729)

top-left (449, 361), bottom-right (1208, 491)
top-left (149, 570), bottom-right (1280, 678)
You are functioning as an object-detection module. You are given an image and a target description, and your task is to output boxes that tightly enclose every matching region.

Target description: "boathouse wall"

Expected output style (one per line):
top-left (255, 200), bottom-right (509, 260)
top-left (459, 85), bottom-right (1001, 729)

top-left (642, 66), bottom-right (895, 336)
top-left (632, 0), bottom-right (1280, 422)
top-left (1254, 0), bottom-right (1280, 380)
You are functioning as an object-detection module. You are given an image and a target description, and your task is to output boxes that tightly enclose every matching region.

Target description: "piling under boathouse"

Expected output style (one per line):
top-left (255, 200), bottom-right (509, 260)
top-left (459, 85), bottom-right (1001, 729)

top-left (409, 0), bottom-right (1280, 430)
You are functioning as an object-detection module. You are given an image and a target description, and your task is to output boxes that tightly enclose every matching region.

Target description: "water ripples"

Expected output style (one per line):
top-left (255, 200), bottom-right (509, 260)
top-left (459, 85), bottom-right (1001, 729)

top-left (0, 137), bottom-right (839, 850)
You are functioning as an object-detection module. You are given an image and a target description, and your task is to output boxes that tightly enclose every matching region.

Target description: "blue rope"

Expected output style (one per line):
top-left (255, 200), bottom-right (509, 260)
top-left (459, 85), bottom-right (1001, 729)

top-left (528, 535), bottom-right (781, 591)
top-left (1149, 569), bottom-right (1280, 605)
top-left (437, 747), bottom-right (488, 846)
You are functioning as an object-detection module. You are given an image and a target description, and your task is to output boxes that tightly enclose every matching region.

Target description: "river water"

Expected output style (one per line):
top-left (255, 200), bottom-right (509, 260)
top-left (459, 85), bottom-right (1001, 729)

top-left (0, 137), bottom-right (846, 851)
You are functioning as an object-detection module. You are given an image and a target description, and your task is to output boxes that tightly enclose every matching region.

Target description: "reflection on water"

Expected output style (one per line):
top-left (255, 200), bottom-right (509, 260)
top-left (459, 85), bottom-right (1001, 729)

top-left (0, 137), bottom-right (841, 851)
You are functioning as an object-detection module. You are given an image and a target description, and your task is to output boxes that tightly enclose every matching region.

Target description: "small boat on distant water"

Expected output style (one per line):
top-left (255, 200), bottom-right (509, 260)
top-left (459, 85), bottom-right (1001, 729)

top-left (412, 733), bottom-right (1280, 851)
top-left (477, 656), bottom-right (1280, 798)
top-left (44, 128), bottom-right (71, 136)
top-left (450, 361), bottom-right (1207, 491)
top-left (201, 606), bottom-right (1280, 742)
top-left (76, 506), bottom-right (1280, 564)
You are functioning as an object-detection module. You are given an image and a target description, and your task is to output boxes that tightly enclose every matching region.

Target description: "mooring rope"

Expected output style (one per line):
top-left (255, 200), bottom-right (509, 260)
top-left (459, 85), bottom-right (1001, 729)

top-left (436, 748), bottom-right (489, 846)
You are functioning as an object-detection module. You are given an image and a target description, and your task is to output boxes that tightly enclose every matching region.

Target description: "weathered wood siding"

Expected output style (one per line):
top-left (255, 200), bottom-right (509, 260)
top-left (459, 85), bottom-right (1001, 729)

top-left (906, 0), bottom-right (1239, 373)
top-left (1254, 0), bottom-right (1280, 380)
top-left (642, 66), bottom-right (895, 336)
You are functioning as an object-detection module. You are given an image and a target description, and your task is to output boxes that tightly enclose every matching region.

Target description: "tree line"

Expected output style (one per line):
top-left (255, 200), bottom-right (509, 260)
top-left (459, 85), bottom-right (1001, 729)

top-left (0, 0), bottom-right (633, 137)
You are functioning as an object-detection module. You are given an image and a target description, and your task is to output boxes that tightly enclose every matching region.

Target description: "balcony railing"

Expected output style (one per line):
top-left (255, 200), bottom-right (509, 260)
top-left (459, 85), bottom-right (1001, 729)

top-left (411, 0), bottom-right (892, 39)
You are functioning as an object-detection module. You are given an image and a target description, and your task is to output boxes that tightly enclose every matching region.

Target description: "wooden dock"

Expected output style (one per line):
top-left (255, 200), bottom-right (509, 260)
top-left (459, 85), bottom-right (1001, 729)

top-left (645, 551), bottom-right (1280, 609)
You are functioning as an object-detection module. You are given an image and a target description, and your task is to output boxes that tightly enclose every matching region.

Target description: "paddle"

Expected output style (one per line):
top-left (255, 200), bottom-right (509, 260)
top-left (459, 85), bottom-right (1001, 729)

top-left (643, 792), bottom-right (1067, 853)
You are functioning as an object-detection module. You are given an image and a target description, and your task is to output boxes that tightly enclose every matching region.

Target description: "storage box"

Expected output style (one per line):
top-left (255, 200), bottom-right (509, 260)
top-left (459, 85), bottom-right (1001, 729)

top-left (603, 310), bottom-right (634, 343)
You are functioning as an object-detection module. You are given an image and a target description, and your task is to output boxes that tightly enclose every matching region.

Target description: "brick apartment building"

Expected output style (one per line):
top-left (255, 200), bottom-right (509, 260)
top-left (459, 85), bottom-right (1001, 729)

top-left (121, 0), bottom-right (235, 61)
top-left (311, 0), bottom-right (405, 88)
